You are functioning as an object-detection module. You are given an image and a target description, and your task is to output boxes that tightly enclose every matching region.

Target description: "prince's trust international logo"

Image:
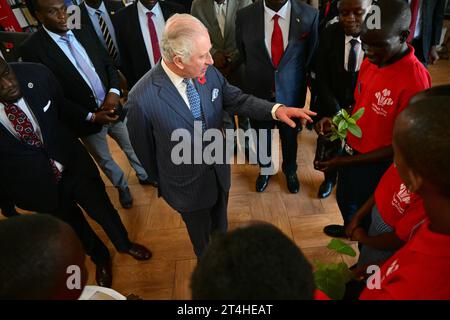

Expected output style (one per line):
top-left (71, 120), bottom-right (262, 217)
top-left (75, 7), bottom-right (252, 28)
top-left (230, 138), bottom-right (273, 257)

top-left (372, 89), bottom-right (394, 117)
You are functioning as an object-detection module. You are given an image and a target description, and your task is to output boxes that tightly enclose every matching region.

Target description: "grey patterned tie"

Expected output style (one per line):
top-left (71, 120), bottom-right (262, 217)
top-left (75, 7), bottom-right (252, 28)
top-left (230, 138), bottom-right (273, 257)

top-left (95, 10), bottom-right (119, 62)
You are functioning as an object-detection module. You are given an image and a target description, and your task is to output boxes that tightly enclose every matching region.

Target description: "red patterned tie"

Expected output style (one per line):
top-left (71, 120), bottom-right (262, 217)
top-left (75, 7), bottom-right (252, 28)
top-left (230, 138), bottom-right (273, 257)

top-left (4, 103), bottom-right (62, 183)
top-left (271, 14), bottom-right (284, 68)
top-left (407, 0), bottom-right (420, 43)
top-left (147, 12), bottom-right (161, 64)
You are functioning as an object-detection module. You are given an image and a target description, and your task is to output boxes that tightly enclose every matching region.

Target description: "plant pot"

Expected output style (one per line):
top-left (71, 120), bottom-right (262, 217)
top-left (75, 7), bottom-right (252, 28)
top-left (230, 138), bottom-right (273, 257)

top-left (314, 133), bottom-right (342, 170)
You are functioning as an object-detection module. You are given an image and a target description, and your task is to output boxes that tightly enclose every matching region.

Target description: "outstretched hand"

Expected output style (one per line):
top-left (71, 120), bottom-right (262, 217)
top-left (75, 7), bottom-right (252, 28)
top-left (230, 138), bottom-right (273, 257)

top-left (275, 106), bottom-right (316, 128)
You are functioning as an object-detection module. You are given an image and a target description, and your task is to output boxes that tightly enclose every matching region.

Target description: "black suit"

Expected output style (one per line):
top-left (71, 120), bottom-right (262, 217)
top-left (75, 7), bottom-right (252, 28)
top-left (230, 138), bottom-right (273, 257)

top-left (409, 0), bottom-right (446, 64)
top-left (79, 0), bottom-right (125, 66)
top-left (0, 32), bottom-right (31, 62)
top-left (167, 0), bottom-right (192, 13)
top-left (19, 27), bottom-right (120, 137)
top-left (0, 63), bottom-right (131, 264)
top-left (313, 22), bottom-right (360, 185)
top-left (314, 22), bottom-right (358, 118)
top-left (112, 1), bottom-right (182, 88)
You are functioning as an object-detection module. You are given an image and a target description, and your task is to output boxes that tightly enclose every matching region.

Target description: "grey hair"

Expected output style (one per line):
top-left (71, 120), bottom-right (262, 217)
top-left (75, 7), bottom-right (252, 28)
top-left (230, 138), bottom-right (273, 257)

top-left (161, 14), bottom-right (209, 63)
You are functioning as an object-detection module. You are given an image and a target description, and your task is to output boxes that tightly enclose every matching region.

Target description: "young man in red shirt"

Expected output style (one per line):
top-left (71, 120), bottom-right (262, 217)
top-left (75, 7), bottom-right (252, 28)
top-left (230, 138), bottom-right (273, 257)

top-left (315, 0), bottom-right (431, 237)
top-left (345, 163), bottom-right (426, 267)
top-left (360, 85), bottom-right (450, 300)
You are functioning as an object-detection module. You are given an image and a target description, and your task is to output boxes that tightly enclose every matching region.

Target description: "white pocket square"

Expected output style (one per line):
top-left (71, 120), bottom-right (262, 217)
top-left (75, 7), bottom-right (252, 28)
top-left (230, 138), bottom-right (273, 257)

top-left (211, 88), bottom-right (219, 102)
top-left (43, 100), bottom-right (51, 112)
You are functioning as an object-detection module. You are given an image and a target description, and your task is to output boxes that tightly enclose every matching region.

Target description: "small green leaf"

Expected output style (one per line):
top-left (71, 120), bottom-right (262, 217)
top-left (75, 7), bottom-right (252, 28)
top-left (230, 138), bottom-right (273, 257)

top-left (347, 123), bottom-right (362, 138)
top-left (314, 267), bottom-right (347, 300)
top-left (338, 120), bottom-right (348, 132)
top-left (347, 118), bottom-right (356, 124)
top-left (352, 108), bottom-right (365, 121)
top-left (332, 115), bottom-right (341, 126)
top-left (330, 135), bottom-right (339, 142)
top-left (327, 238), bottom-right (357, 257)
top-left (341, 109), bottom-right (349, 119)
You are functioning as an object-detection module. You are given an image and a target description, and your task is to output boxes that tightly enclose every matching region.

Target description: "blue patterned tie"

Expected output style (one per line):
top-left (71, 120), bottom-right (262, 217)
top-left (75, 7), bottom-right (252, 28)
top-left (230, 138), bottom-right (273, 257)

top-left (183, 78), bottom-right (206, 132)
top-left (60, 34), bottom-right (106, 104)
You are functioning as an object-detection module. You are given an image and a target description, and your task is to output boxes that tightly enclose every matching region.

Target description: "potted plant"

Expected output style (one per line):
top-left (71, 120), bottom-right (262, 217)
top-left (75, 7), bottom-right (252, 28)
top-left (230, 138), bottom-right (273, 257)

top-left (314, 108), bottom-right (365, 169)
top-left (314, 238), bottom-right (357, 300)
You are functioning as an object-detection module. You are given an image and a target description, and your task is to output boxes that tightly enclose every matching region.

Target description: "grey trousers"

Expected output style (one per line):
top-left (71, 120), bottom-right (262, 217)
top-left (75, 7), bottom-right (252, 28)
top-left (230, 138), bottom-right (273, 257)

top-left (81, 118), bottom-right (148, 190)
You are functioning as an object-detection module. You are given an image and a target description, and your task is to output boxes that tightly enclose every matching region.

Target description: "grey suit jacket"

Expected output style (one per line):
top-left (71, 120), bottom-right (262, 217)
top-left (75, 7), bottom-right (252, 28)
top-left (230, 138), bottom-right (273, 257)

top-left (126, 62), bottom-right (274, 212)
top-left (236, 0), bottom-right (319, 106)
top-left (191, 0), bottom-right (252, 63)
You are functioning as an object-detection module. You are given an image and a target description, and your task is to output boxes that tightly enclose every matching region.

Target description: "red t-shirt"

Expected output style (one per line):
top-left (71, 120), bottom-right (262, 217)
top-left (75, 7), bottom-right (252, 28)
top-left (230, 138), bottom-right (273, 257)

top-left (314, 289), bottom-right (331, 300)
top-left (347, 45), bottom-right (431, 154)
top-left (374, 164), bottom-right (426, 241)
top-left (360, 221), bottom-right (450, 300)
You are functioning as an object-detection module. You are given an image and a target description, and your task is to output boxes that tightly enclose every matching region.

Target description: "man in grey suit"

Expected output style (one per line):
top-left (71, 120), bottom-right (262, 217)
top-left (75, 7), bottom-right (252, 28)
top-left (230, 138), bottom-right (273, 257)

top-left (126, 14), bottom-right (315, 259)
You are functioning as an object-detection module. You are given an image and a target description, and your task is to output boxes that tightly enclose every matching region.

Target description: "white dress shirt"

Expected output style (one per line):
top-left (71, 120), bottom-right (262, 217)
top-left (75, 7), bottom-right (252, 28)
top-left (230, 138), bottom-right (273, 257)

top-left (214, 0), bottom-right (228, 37)
top-left (137, 1), bottom-right (166, 68)
top-left (408, 0), bottom-right (422, 39)
top-left (161, 60), bottom-right (281, 119)
top-left (0, 98), bottom-right (63, 171)
top-left (263, 0), bottom-right (291, 58)
top-left (344, 35), bottom-right (364, 72)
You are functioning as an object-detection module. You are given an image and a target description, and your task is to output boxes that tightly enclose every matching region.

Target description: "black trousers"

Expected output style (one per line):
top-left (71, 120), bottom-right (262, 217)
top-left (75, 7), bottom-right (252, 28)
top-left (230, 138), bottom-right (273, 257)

top-left (250, 119), bottom-right (299, 175)
top-left (179, 186), bottom-right (229, 259)
top-left (54, 169), bottom-right (131, 265)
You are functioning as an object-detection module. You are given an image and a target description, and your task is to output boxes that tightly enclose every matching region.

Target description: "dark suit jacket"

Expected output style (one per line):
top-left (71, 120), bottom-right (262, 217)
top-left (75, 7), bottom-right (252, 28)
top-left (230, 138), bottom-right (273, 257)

top-left (112, 1), bottom-right (183, 88)
top-left (0, 31), bottom-right (31, 62)
top-left (169, 0), bottom-right (192, 13)
top-left (314, 22), bottom-right (359, 118)
top-left (0, 63), bottom-right (101, 213)
top-left (79, 0), bottom-right (125, 63)
top-left (236, 0), bottom-right (319, 107)
top-left (126, 63), bottom-right (275, 212)
top-left (19, 27), bottom-right (120, 136)
top-left (413, 0), bottom-right (446, 64)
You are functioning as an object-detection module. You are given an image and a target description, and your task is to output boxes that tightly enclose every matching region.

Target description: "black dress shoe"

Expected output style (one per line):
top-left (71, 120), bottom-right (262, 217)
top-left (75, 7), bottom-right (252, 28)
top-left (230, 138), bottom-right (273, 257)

top-left (286, 173), bottom-right (300, 194)
top-left (256, 175), bottom-right (270, 192)
top-left (318, 180), bottom-right (335, 199)
top-left (139, 178), bottom-right (158, 188)
top-left (120, 243), bottom-right (152, 261)
top-left (96, 261), bottom-right (112, 288)
top-left (323, 224), bottom-right (346, 238)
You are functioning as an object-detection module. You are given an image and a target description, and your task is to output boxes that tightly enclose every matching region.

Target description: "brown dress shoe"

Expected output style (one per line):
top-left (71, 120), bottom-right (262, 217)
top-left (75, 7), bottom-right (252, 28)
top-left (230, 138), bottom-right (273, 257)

top-left (121, 243), bottom-right (152, 260)
top-left (96, 261), bottom-right (112, 288)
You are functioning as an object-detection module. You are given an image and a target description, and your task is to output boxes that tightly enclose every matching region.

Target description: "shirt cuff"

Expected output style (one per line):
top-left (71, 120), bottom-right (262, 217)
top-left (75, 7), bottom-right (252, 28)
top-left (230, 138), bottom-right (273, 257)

top-left (86, 112), bottom-right (94, 122)
top-left (109, 88), bottom-right (121, 96)
top-left (271, 103), bottom-right (283, 120)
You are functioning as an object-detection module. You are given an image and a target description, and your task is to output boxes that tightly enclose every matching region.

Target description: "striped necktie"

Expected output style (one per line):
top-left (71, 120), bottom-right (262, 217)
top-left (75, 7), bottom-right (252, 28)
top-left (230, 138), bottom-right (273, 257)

top-left (95, 10), bottom-right (119, 62)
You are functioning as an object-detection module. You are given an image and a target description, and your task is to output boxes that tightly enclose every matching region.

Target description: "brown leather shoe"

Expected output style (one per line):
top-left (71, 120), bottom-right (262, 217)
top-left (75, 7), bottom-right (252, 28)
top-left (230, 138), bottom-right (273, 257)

top-left (96, 261), bottom-right (112, 288)
top-left (121, 243), bottom-right (152, 261)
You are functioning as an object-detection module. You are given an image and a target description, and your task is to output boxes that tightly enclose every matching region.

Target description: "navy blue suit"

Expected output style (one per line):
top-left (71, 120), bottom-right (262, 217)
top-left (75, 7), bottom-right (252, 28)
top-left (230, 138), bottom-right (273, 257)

top-left (0, 63), bottom-right (131, 265)
top-left (236, 0), bottom-right (319, 174)
top-left (126, 62), bottom-right (275, 257)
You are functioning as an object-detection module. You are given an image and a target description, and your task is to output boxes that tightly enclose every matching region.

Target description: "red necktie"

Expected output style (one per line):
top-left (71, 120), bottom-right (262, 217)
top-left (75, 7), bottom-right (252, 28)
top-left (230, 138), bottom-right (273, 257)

top-left (324, 0), bottom-right (332, 18)
top-left (4, 103), bottom-right (62, 183)
top-left (147, 12), bottom-right (161, 64)
top-left (271, 14), bottom-right (284, 68)
top-left (408, 0), bottom-right (420, 43)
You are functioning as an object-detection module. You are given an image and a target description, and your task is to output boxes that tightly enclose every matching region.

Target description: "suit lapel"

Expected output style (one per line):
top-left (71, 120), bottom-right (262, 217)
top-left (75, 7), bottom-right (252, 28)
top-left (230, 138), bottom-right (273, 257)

top-left (39, 30), bottom-right (88, 89)
top-left (278, 0), bottom-right (302, 69)
top-left (131, 3), bottom-right (152, 67)
top-left (194, 77), bottom-right (212, 131)
top-left (223, 0), bottom-right (236, 43)
top-left (255, 1), bottom-right (272, 66)
top-left (152, 63), bottom-right (196, 129)
top-left (206, 1), bottom-right (224, 43)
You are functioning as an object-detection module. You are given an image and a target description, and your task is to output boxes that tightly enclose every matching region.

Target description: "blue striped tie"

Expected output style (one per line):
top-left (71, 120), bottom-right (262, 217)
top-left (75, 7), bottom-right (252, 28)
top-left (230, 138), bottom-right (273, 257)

top-left (183, 78), bottom-right (206, 132)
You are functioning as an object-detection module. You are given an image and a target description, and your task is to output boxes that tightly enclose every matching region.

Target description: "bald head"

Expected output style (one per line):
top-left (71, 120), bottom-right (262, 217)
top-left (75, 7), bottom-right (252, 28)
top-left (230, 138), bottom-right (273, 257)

top-left (393, 85), bottom-right (450, 197)
top-left (161, 14), bottom-right (209, 63)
